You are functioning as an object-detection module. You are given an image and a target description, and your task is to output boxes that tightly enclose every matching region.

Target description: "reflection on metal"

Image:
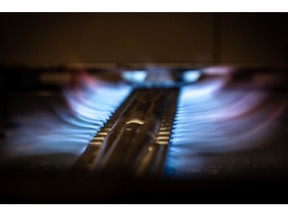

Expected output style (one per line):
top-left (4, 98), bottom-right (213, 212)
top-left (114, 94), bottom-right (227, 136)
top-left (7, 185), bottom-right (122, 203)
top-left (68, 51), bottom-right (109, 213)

top-left (126, 119), bottom-right (145, 125)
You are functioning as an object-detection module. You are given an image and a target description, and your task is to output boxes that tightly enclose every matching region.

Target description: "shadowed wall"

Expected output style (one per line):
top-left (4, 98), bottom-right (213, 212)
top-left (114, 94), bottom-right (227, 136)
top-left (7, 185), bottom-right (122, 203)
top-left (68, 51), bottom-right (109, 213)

top-left (0, 13), bottom-right (287, 66)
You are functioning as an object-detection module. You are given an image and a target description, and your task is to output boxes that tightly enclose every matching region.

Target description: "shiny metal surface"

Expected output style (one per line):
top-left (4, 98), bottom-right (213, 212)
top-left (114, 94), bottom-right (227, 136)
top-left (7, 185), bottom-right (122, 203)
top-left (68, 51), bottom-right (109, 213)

top-left (74, 88), bottom-right (179, 177)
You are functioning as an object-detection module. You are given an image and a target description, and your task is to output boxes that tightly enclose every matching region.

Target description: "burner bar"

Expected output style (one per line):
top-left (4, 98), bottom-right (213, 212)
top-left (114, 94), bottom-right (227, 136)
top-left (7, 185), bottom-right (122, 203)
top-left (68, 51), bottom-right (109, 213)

top-left (73, 90), bottom-right (137, 171)
top-left (134, 90), bottom-right (179, 177)
top-left (73, 88), bottom-right (179, 177)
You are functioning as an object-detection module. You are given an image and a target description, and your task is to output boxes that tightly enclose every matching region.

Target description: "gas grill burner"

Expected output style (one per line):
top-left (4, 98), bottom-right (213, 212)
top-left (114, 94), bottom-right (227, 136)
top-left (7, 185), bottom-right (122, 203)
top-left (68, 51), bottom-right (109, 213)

top-left (1, 66), bottom-right (287, 182)
top-left (73, 68), bottom-right (192, 176)
top-left (74, 88), bottom-right (179, 177)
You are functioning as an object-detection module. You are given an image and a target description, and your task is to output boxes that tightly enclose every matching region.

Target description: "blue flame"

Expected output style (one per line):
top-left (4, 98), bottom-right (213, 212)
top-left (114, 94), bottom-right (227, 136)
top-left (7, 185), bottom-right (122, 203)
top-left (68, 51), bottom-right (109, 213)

top-left (2, 75), bottom-right (132, 168)
top-left (122, 70), bottom-right (147, 83)
top-left (165, 76), bottom-right (287, 178)
top-left (182, 70), bottom-right (201, 83)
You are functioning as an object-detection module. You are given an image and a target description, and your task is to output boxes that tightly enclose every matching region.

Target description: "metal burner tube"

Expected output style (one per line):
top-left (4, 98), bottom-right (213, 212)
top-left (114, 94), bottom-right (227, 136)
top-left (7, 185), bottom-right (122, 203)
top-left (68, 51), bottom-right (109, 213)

top-left (95, 90), bottom-right (168, 174)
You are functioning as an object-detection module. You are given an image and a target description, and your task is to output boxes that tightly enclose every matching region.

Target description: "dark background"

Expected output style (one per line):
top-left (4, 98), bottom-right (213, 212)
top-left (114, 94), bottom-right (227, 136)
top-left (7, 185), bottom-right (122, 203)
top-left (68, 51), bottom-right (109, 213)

top-left (0, 13), bottom-right (288, 66)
